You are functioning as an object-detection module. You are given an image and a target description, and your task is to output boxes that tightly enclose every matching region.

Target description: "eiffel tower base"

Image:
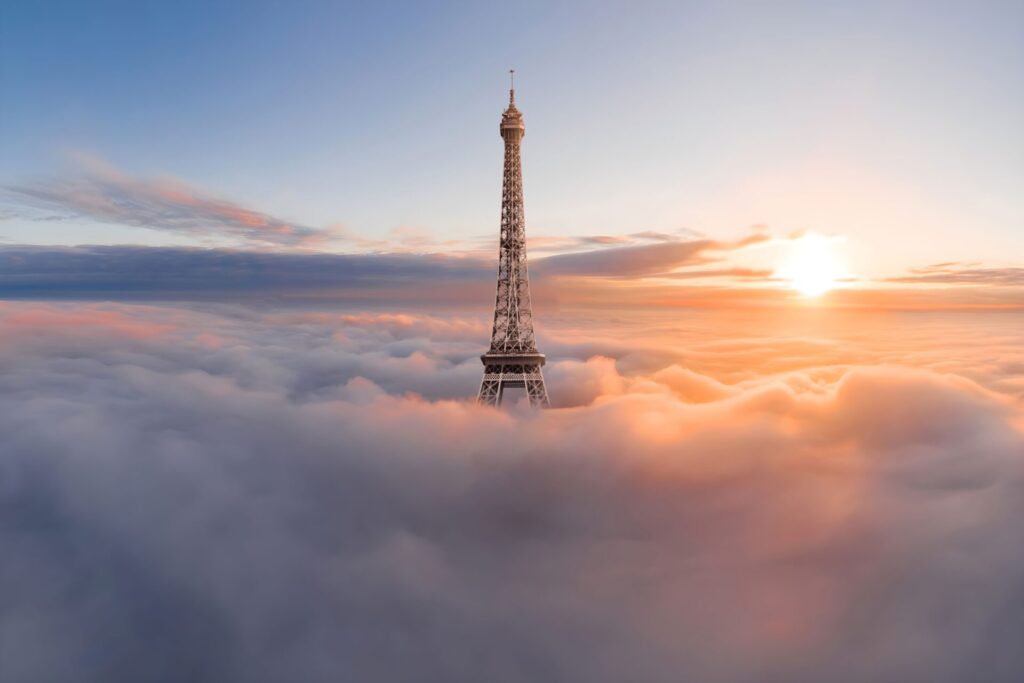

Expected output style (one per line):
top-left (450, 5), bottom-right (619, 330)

top-left (478, 352), bottom-right (550, 408)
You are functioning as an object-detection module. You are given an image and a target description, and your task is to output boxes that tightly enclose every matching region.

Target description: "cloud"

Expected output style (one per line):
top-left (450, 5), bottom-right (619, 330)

top-left (887, 263), bottom-right (1024, 286)
top-left (534, 233), bottom-right (770, 278)
top-left (1, 301), bottom-right (1023, 681)
top-left (0, 241), bottom-right (770, 305)
top-left (0, 245), bottom-right (492, 303)
top-left (2, 242), bottom-right (1022, 310)
top-left (0, 154), bottom-right (709, 258)
top-left (525, 229), bottom-right (701, 255)
top-left (658, 266), bottom-right (775, 280)
top-left (2, 155), bottom-right (324, 247)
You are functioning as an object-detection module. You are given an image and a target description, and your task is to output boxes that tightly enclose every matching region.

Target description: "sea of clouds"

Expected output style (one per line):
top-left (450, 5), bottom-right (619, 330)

top-left (1, 301), bottom-right (1023, 682)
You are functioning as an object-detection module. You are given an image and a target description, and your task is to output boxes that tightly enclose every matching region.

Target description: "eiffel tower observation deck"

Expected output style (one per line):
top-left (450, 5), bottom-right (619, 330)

top-left (477, 72), bottom-right (550, 408)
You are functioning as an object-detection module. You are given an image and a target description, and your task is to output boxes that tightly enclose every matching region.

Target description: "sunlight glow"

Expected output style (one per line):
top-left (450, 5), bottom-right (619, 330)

top-left (777, 233), bottom-right (846, 298)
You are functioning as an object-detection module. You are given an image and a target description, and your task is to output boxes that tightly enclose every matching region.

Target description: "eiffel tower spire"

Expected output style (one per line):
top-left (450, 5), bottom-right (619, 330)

top-left (478, 72), bottom-right (550, 408)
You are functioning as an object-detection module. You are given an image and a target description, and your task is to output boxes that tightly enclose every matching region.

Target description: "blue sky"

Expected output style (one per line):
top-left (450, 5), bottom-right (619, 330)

top-left (2, 0), bottom-right (1022, 277)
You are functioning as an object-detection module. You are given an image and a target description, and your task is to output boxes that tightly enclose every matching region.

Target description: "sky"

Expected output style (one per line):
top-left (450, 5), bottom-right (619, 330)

top-left (2, 3), bottom-right (1024, 681)
top-left (1, 0), bottom-right (1022, 295)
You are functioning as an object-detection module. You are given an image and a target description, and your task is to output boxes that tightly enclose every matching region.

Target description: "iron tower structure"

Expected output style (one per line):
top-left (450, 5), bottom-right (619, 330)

top-left (477, 72), bottom-right (550, 408)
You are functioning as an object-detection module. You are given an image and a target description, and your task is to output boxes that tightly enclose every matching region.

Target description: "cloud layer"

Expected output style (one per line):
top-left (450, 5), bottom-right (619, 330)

top-left (0, 245), bottom-right (492, 303)
top-left (5, 243), bottom-right (1023, 310)
top-left (1, 301), bottom-right (1023, 682)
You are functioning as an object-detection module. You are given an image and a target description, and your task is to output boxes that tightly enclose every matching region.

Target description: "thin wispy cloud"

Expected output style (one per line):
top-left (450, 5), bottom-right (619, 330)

top-left (887, 263), bottom-right (1024, 286)
top-left (534, 233), bottom-right (770, 278)
top-left (2, 154), bottom-right (326, 247)
top-left (658, 266), bottom-right (775, 280)
top-left (525, 229), bottom-right (702, 255)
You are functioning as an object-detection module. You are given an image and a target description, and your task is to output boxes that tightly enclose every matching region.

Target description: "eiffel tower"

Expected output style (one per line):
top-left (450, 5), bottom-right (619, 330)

top-left (478, 72), bottom-right (550, 408)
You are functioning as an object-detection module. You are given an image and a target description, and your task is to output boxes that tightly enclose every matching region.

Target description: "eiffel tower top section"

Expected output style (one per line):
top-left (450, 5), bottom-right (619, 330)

top-left (500, 70), bottom-right (525, 140)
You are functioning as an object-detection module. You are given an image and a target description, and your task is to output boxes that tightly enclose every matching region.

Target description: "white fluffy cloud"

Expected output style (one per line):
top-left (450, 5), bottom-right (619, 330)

top-left (1, 302), bottom-right (1023, 682)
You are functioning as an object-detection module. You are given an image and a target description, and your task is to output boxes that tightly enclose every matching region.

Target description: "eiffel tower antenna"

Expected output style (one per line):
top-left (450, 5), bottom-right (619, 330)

top-left (477, 72), bottom-right (550, 408)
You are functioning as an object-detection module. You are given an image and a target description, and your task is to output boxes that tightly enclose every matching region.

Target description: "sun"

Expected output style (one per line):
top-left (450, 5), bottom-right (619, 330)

top-left (776, 233), bottom-right (845, 298)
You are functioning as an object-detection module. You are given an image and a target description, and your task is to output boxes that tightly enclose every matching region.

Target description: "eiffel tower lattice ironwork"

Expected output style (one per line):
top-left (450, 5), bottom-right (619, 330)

top-left (478, 72), bottom-right (550, 408)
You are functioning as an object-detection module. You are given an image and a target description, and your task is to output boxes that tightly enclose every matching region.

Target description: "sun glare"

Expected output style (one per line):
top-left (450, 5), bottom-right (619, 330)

top-left (777, 233), bottom-right (845, 298)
